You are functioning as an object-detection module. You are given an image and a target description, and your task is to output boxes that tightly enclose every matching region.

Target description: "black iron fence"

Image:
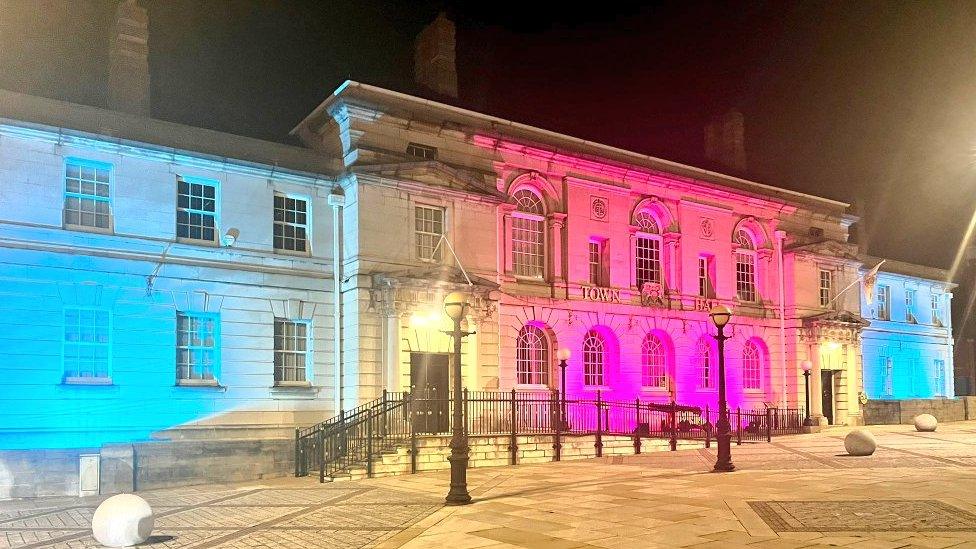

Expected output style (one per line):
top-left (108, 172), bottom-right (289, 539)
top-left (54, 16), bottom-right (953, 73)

top-left (294, 389), bottom-right (804, 481)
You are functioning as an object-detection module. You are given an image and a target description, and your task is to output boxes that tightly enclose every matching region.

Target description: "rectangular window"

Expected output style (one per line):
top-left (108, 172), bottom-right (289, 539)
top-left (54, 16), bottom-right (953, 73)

top-left (931, 293), bottom-right (942, 326)
top-left (588, 240), bottom-right (608, 286)
top-left (63, 308), bottom-right (111, 383)
top-left (273, 194), bottom-right (309, 253)
top-left (876, 285), bottom-right (890, 320)
top-left (176, 313), bottom-right (219, 383)
top-left (406, 142), bottom-right (438, 160)
top-left (735, 252), bottom-right (757, 302)
top-left (512, 214), bottom-right (545, 278)
top-left (635, 236), bottom-right (661, 288)
top-left (415, 205), bottom-right (444, 261)
top-left (934, 359), bottom-right (946, 397)
top-left (176, 176), bottom-right (218, 243)
top-left (819, 269), bottom-right (832, 308)
top-left (64, 159), bottom-right (112, 230)
top-left (698, 255), bottom-right (715, 298)
top-left (905, 288), bottom-right (917, 323)
top-left (274, 319), bottom-right (310, 384)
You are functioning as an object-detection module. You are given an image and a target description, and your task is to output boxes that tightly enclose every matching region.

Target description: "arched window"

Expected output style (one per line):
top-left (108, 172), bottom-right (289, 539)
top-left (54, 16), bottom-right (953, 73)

top-left (582, 330), bottom-right (605, 387)
top-left (734, 229), bottom-right (757, 302)
top-left (742, 340), bottom-right (762, 390)
top-left (641, 333), bottom-right (667, 388)
top-left (634, 211), bottom-right (662, 288)
top-left (516, 325), bottom-right (549, 386)
top-left (511, 189), bottom-right (546, 278)
top-left (696, 338), bottom-right (713, 389)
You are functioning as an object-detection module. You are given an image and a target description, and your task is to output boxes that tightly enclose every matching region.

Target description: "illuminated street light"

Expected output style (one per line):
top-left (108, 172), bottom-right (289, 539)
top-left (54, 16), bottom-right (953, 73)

top-left (709, 305), bottom-right (735, 472)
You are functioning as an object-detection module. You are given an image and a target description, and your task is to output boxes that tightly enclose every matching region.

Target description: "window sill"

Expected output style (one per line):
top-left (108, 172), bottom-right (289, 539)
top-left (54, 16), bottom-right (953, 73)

top-left (176, 379), bottom-right (225, 390)
top-left (640, 386), bottom-right (669, 392)
top-left (511, 275), bottom-right (548, 285)
top-left (274, 248), bottom-right (312, 258)
top-left (176, 237), bottom-right (218, 247)
top-left (63, 376), bottom-right (113, 386)
top-left (514, 384), bottom-right (551, 392)
top-left (271, 382), bottom-right (318, 398)
top-left (582, 386), bottom-right (611, 392)
top-left (64, 224), bottom-right (114, 235)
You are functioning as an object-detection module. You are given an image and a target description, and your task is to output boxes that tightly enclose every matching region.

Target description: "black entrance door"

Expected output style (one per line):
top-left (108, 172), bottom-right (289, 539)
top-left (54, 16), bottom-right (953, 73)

top-left (410, 352), bottom-right (450, 433)
top-left (821, 370), bottom-right (834, 425)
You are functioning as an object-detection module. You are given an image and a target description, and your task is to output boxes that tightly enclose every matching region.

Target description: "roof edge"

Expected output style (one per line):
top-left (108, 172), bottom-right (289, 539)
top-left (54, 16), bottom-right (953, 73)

top-left (293, 80), bottom-right (851, 213)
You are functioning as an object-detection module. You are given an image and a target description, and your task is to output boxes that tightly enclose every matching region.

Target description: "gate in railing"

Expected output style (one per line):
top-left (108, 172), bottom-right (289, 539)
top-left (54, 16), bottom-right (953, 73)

top-left (295, 389), bottom-right (804, 481)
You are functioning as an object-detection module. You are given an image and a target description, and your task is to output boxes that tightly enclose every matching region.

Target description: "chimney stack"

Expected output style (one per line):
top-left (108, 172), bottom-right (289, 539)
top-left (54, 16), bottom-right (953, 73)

top-left (414, 13), bottom-right (458, 99)
top-left (108, 0), bottom-right (151, 116)
top-left (704, 109), bottom-right (747, 173)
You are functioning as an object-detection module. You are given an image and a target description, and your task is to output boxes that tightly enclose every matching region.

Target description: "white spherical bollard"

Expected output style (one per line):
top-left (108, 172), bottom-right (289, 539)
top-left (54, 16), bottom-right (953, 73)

top-left (91, 494), bottom-right (154, 547)
top-left (844, 429), bottom-right (877, 456)
top-left (914, 414), bottom-right (938, 432)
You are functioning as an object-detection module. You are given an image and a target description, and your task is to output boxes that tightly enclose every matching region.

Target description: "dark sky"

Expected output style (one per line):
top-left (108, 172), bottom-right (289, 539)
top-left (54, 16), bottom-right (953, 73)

top-left (1, 1), bottom-right (974, 271)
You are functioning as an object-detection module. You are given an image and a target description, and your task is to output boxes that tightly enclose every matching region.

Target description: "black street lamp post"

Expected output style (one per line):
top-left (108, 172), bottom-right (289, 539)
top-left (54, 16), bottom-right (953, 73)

top-left (709, 305), bottom-right (735, 472)
top-left (556, 348), bottom-right (571, 429)
top-left (443, 292), bottom-right (472, 505)
top-left (801, 360), bottom-right (814, 426)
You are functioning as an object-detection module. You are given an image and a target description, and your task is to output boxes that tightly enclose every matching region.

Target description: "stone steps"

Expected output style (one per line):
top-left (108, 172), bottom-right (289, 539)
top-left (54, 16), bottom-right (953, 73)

top-left (315, 433), bottom-right (704, 481)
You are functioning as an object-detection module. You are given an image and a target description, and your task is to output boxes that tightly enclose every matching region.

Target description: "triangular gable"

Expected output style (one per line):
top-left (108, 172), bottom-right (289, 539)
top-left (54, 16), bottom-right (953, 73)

top-left (354, 160), bottom-right (504, 199)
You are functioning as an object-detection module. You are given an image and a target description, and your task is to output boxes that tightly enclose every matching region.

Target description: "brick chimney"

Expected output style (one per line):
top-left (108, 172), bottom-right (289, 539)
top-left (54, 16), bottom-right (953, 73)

top-left (414, 13), bottom-right (458, 99)
top-left (107, 0), bottom-right (150, 116)
top-left (704, 109), bottom-right (747, 173)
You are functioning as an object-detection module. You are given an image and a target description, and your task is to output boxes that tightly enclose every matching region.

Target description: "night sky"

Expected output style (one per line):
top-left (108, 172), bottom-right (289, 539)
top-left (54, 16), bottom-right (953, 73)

top-left (1, 1), bottom-right (974, 272)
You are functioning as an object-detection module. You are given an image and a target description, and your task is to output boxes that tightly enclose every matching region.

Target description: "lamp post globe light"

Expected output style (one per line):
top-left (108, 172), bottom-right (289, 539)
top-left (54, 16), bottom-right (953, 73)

top-left (708, 304), bottom-right (735, 472)
top-left (556, 348), bottom-right (571, 430)
top-left (801, 360), bottom-right (814, 426)
top-left (443, 291), bottom-right (472, 505)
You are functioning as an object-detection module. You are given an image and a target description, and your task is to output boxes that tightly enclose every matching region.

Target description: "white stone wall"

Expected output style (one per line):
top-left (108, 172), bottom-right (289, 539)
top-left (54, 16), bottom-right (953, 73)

top-left (0, 130), bottom-right (338, 449)
top-left (860, 272), bottom-right (954, 400)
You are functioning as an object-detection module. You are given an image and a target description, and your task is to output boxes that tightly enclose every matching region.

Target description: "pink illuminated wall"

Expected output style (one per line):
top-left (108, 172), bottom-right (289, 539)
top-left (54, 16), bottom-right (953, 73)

top-left (483, 134), bottom-right (791, 413)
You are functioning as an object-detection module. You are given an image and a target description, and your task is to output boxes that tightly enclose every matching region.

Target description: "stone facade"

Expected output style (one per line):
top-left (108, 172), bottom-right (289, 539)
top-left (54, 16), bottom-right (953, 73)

top-left (0, 91), bottom-right (341, 454)
top-left (293, 81), bottom-right (954, 430)
top-left (0, 81), bottom-right (957, 496)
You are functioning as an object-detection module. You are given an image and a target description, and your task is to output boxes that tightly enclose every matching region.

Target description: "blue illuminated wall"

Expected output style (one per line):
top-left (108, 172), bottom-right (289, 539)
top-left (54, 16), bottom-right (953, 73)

top-left (0, 123), bottom-right (338, 450)
top-left (859, 271), bottom-right (954, 399)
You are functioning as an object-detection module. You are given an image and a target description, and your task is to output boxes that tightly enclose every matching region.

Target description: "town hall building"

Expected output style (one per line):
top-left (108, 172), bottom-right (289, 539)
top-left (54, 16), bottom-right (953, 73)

top-left (0, 5), bottom-right (957, 496)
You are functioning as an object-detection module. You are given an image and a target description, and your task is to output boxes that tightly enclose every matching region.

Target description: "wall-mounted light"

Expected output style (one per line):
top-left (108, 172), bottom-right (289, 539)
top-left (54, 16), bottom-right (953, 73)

top-left (221, 228), bottom-right (240, 247)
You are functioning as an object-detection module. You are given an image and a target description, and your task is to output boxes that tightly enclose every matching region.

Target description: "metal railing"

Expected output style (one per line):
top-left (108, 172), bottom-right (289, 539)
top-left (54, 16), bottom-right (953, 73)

top-left (295, 389), bottom-right (804, 481)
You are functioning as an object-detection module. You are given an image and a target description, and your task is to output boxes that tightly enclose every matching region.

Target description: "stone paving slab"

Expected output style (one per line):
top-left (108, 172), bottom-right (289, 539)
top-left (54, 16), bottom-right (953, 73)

top-left (7, 423), bottom-right (976, 547)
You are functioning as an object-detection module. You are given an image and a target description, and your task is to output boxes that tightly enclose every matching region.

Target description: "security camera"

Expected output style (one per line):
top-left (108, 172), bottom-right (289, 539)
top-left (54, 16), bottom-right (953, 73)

top-left (222, 228), bottom-right (240, 247)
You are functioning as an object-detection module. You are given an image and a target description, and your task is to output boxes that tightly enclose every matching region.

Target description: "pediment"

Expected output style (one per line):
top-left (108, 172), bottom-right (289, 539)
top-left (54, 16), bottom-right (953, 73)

top-left (787, 239), bottom-right (860, 260)
top-left (354, 160), bottom-right (504, 199)
top-left (802, 309), bottom-right (871, 328)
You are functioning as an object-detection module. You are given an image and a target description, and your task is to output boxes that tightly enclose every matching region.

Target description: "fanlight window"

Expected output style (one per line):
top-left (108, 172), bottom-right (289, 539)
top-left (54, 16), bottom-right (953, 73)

top-left (516, 325), bottom-right (549, 386)
top-left (513, 189), bottom-right (544, 215)
top-left (582, 330), bottom-right (606, 387)
top-left (697, 339), bottom-right (712, 389)
top-left (735, 229), bottom-right (754, 249)
top-left (511, 189), bottom-right (545, 278)
top-left (634, 211), bottom-right (659, 233)
top-left (742, 340), bottom-right (762, 390)
top-left (641, 333), bottom-right (667, 388)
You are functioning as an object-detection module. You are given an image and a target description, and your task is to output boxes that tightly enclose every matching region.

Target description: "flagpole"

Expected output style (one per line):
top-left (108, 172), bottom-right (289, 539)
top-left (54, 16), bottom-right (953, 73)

top-left (431, 234), bottom-right (474, 286)
top-left (825, 259), bottom-right (885, 307)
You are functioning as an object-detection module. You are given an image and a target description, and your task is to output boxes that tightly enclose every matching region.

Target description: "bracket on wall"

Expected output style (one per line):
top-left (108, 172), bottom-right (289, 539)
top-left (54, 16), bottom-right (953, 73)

top-left (146, 241), bottom-right (175, 297)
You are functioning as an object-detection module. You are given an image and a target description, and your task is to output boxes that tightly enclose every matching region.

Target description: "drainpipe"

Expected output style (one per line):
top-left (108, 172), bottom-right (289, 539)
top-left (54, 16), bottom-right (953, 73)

top-left (328, 191), bottom-right (346, 413)
top-left (775, 230), bottom-right (788, 409)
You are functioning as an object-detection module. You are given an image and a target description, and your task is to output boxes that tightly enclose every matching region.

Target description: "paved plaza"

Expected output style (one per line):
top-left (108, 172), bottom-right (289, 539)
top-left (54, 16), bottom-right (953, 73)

top-left (7, 423), bottom-right (976, 548)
